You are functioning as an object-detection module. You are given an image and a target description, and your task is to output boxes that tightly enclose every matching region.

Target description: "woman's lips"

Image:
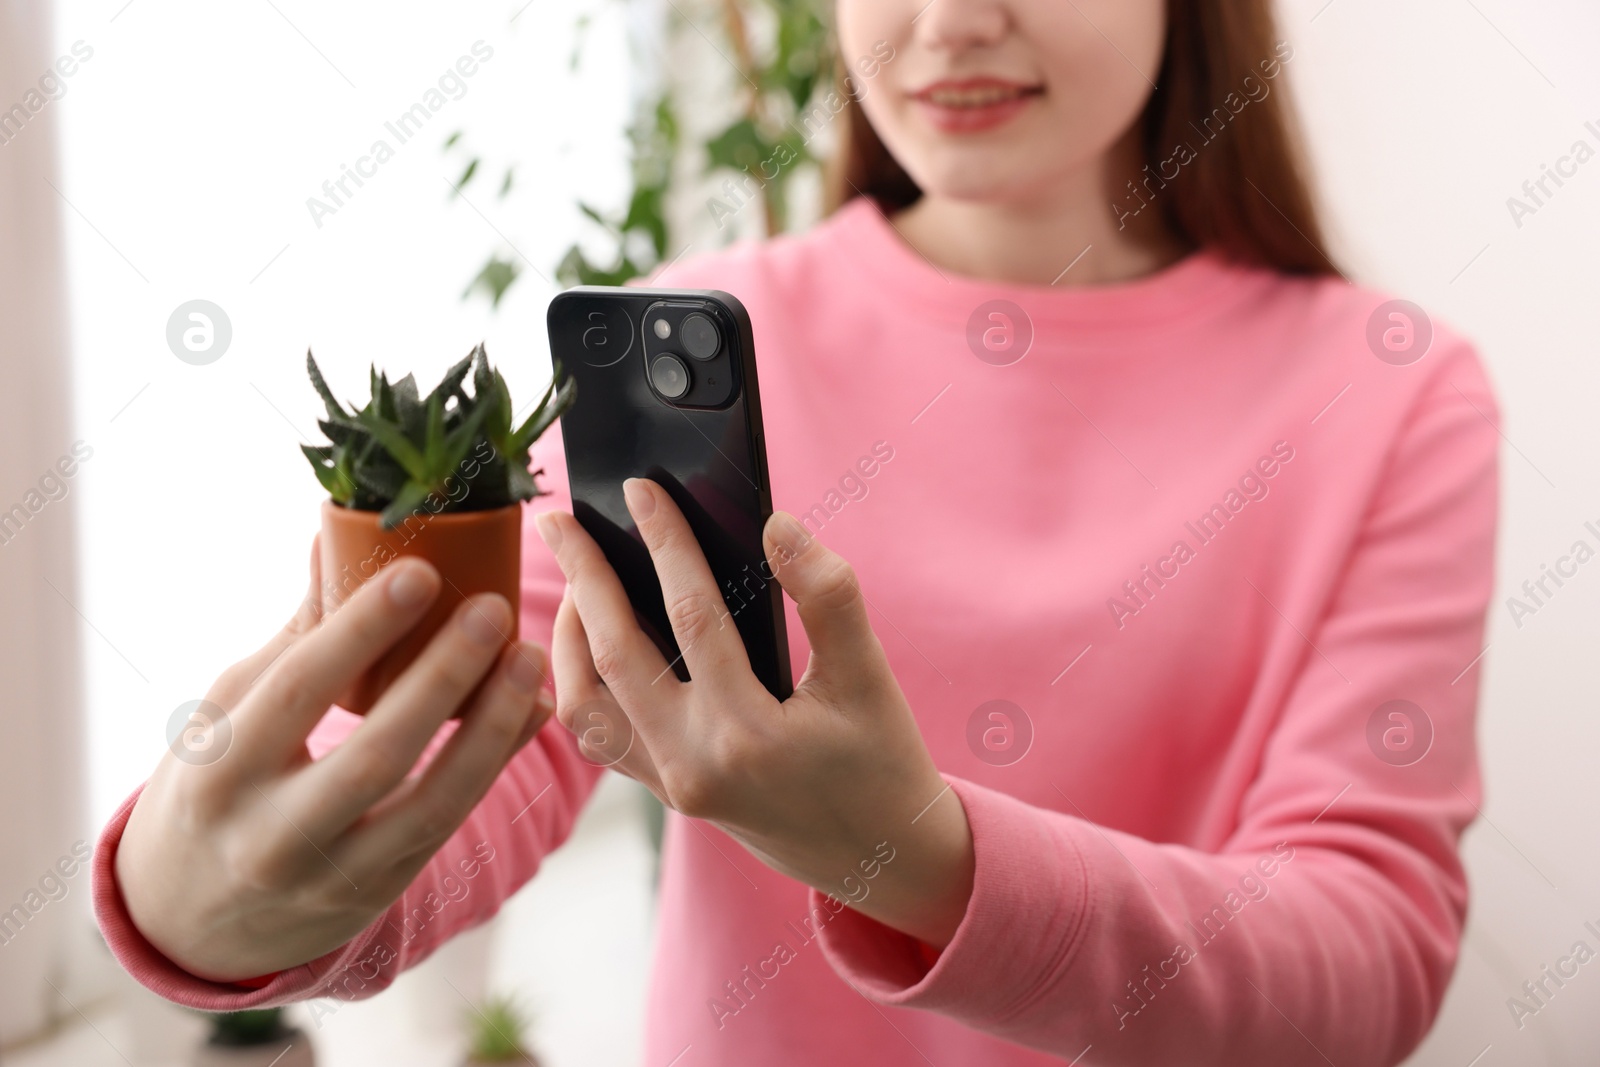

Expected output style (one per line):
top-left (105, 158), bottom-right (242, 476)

top-left (909, 78), bottom-right (1043, 133)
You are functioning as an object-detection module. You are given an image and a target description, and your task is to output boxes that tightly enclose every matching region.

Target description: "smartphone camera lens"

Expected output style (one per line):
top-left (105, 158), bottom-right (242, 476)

top-left (650, 354), bottom-right (691, 399)
top-left (680, 312), bottom-right (721, 360)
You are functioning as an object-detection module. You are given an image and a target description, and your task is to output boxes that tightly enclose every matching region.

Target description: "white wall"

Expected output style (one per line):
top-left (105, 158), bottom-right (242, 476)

top-left (52, 0), bottom-right (633, 826)
top-left (0, 0), bottom-right (91, 1045)
top-left (1283, 0), bottom-right (1600, 1062)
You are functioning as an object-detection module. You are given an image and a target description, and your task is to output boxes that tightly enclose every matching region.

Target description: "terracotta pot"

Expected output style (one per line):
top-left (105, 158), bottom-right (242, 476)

top-left (319, 500), bottom-right (521, 714)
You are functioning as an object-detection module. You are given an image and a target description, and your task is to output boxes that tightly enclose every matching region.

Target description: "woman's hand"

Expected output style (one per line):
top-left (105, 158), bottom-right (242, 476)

top-left (538, 479), bottom-right (974, 947)
top-left (115, 542), bottom-right (554, 982)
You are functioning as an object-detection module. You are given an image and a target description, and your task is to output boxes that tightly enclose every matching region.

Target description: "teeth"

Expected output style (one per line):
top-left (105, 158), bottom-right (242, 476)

top-left (925, 85), bottom-right (1025, 108)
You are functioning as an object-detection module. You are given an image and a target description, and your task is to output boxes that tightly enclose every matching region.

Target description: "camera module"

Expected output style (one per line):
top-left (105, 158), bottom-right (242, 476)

top-left (680, 312), bottom-right (721, 360)
top-left (650, 354), bottom-right (691, 399)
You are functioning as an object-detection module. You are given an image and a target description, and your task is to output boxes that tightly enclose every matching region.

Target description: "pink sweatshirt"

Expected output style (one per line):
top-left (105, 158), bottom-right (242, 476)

top-left (94, 199), bottom-right (1499, 1066)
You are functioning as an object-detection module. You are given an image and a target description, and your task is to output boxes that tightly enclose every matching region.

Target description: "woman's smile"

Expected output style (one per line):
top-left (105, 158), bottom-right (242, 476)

top-left (909, 76), bottom-right (1044, 133)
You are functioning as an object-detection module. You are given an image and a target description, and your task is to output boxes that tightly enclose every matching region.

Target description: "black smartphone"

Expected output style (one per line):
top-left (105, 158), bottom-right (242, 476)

top-left (547, 287), bottom-right (792, 701)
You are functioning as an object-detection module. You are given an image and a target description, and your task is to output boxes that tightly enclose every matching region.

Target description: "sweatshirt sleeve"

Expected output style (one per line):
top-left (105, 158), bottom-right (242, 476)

top-left (92, 426), bottom-right (601, 1011)
top-left (814, 348), bottom-right (1500, 1066)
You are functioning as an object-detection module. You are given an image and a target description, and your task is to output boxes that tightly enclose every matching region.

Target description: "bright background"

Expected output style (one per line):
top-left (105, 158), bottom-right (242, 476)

top-left (1, 0), bottom-right (1598, 1064)
top-left (18, 1), bottom-right (664, 1064)
top-left (1291, 2), bottom-right (1600, 1063)
top-left (54, 0), bottom-right (635, 822)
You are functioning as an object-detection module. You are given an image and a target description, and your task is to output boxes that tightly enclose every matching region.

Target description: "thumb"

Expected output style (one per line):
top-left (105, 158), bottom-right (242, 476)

top-left (763, 512), bottom-right (882, 684)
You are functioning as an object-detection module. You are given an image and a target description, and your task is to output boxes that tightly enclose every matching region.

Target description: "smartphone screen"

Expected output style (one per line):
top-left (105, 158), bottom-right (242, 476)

top-left (548, 287), bottom-right (793, 700)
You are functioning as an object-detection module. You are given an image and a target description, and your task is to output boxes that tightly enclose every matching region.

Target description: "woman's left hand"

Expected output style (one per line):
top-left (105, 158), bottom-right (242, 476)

top-left (536, 478), bottom-right (974, 948)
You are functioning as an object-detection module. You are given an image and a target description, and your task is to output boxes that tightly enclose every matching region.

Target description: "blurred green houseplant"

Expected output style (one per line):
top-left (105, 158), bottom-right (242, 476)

top-left (190, 1008), bottom-right (313, 1066)
top-left (440, 0), bottom-right (835, 867)
top-left (447, 0), bottom-right (835, 305)
top-left (462, 994), bottom-right (542, 1065)
top-left (208, 1009), bottom-right (290, 1047)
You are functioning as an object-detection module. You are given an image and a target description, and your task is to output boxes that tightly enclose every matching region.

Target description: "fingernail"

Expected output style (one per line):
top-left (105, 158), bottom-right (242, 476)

top-left (535, 512), bottom-right (563, 551)
top-left (770, 512), bottom-right (812, 558)
top-left (460, 595), bottom-right (509, 647)
top-left (623, 479), bottom-right (656, 520)
top-left (507, 643), bottom-right (546, 692)
top-left (388, 561), bottom-right (438, 608)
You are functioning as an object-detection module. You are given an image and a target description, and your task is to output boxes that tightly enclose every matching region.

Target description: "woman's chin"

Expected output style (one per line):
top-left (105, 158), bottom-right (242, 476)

top-left (906, 166), bottom-right (1065, 210)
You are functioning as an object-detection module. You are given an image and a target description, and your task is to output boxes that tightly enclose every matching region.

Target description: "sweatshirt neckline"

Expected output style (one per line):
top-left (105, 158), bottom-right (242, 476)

top-left (826, 197), bottom-right (1273, 333)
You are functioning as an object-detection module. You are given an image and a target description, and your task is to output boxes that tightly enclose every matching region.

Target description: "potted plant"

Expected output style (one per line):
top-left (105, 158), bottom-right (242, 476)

top-left (189, 1008), bottom-right (313, 1067)
top-left (302, 345), bottom-right (574, 713)
top-left (462, 994), bottom-right (542, 1066)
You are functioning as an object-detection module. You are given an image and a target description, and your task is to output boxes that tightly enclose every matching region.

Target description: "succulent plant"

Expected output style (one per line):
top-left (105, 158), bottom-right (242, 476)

top-left (302, 345), bottom-right (575, 530)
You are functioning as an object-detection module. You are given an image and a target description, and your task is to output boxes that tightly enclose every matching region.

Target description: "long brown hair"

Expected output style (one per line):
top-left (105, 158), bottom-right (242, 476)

top-left (825, 0), bottom-right (1340, 277)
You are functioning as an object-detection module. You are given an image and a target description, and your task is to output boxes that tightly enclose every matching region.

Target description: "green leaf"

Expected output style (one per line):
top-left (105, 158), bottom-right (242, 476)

top-left (379, 480), bottom-right (436, 531)
top-left (306, 350), bottom-right (346, 418)
top-left (461, 256), bottom-right (521, 309)
top-left (492, 372), bottom-right (514, 441)
top-left (452, 158), bottom-right (479, 194)
top-left (376, 371), bottom-right (398, 424)
top-left (440, 395), bottom-right (491, 475)
top-left (482, 383), bottom-right (510, 451)
top-left (393, 374), bottom-right (420, 408)
top-left (423, 393), bottom-right (446, 467)
top-left (511, 368), bottom-right (576, 453)
top-left (356, 407), bottom-right (429, 482)
top-left (435, 352), bottom-right (475, 407)
top-left (465, 450), bottom-right (513, 510)
top-left (443, 130), bottom-right (462, 149)
top-left (555, 245), bottom-right (645, 288)
top-left (301, 444), bottom-right (355, 504)
top-left (568, 12), bottom-right (593, 74)
top-left (577, 201), bottom-right (612, 232)
top-left (351, 454), bottom-right (405, 501)
top-left (473, 346), bottom-right (498, 428)
top-left (704, 118), bottom-right (770, 176)
top-left (392, 374), bottom-right (425, 440)
top-left (316, 416), bottom-right (367, 448)
top-left (499, 168), bottom-right (514, 198)
top-left (505, 460), bottom-right (538, 504)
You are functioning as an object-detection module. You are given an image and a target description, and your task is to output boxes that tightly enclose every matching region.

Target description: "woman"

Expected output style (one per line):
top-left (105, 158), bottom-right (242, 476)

top-left (97, 1), bottom-right (1498, 1064)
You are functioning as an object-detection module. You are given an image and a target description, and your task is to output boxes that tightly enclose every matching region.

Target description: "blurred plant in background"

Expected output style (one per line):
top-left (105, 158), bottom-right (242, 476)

top-left (445, 0), bottom-right (835, 305)
top-left (190, 1007), bottom-right (311, 1066)
top-left (462, 993), bottom-right (542, 1065)
top-left (205, 1008), bottom-right (291, 1047)
top-left (439, 0), bottom-right (836, 870)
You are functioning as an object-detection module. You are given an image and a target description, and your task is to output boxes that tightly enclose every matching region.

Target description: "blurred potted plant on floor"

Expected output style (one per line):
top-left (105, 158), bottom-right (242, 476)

top-left (302, 345), bottom-right (574, 713)
top-left (462, 994), bottom-right (542, 1066)
top-left (190, 1008), bottom-right (313, 1067)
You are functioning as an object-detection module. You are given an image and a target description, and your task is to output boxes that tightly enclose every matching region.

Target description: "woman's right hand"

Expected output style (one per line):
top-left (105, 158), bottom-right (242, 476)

top-left (115, 540), bottom-right (553, 983)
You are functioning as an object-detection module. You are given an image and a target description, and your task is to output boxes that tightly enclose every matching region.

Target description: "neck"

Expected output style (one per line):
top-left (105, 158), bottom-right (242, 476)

top-left (889, 138), bottom-right (1191, 286)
